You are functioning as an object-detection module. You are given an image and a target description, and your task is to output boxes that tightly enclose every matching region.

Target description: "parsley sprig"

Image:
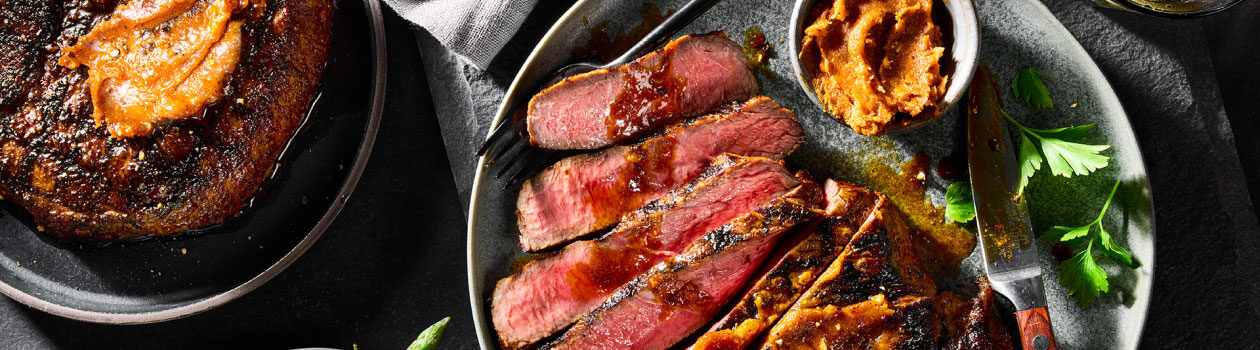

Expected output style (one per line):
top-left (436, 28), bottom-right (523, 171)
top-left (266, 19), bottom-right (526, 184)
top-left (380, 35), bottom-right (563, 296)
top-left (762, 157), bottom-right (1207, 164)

top-left (1040, 180), bottom-right (1134, 307)
top-left (1004, 110), bottom-right (1111, 197)
top-left (1008, 67), bottom-right (1110, 197)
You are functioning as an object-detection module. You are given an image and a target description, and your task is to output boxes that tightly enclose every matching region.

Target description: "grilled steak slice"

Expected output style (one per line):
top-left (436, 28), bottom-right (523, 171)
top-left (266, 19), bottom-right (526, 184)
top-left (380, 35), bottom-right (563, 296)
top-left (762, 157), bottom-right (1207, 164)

top-left (689, 180), bottom-right (879, 350)
top-left (938, 277), bottom-right (1014, 350)
top-left (516, 96), bottom-right (803, 251)
top-left (544, 175), bottom-right (822, 350)
top-left (0, 0), bottom-right (332, 242)
top-left (527, 32), bottom-right (758, 150)
top-left (759, 196), bottom-right (940, 350)
top-left (494, 155), bottom-right (801, 349)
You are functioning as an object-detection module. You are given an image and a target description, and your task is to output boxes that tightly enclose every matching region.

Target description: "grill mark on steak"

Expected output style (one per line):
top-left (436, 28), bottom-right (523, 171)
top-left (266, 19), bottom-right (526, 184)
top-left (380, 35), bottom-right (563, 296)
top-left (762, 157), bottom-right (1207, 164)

top-left (516, 96), bottom-right (803, 252)
top-left (0, 0), bottom-right (332, 242)
top-left (759, 195), bottom-right (942, 350)
top-left (494, 155), bottom-right (800, 350)
top-left (688, 179), bottom-right (879, 350)
top-left (543, 174), bottom-right (822, 350)
top-left (526, 32), bottom-right (758, 150)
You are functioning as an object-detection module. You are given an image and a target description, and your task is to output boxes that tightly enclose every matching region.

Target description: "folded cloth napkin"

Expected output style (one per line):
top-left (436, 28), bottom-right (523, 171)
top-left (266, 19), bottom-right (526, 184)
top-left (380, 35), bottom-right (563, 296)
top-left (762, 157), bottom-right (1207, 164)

top-left (383, 0), bottom-right (539, 68)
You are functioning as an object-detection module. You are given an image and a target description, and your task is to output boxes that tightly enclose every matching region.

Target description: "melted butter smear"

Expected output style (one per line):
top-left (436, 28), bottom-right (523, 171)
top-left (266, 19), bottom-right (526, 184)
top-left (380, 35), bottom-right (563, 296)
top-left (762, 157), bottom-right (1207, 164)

top-left (59, 0), bottom-right (256, 138)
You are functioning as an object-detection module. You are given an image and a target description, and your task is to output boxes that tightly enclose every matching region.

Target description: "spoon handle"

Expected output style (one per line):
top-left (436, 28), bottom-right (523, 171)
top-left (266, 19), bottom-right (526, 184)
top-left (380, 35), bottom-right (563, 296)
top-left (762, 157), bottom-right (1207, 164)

top-left (606, 0), bottom-right (724, 67)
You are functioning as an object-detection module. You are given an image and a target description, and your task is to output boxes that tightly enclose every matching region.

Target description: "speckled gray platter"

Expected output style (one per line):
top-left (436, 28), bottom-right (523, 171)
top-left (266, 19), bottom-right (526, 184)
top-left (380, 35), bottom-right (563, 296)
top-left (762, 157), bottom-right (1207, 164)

top-left (466, 0), bottom-right (1154, 348)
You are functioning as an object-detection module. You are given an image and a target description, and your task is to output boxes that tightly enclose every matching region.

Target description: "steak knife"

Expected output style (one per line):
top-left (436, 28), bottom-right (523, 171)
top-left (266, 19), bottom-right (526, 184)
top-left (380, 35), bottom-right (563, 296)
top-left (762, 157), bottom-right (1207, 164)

top-left (966, 63), bottom-right (1059, 350)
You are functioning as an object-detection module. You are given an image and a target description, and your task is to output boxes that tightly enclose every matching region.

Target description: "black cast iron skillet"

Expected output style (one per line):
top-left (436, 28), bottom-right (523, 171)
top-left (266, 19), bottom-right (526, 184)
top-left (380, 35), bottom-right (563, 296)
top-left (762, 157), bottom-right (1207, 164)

top-left (0, 0), bottom-right (387, 324)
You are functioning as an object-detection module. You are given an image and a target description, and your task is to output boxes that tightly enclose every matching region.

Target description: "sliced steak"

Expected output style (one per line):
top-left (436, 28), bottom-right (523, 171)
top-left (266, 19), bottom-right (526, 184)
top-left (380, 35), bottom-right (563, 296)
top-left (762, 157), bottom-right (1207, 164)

top-left (544, 176), bottom-right (823, 350)
top-left (517, 96), bottom-right (803, 252)
top-left (689, 180), bottom-right (879, 350)
top-left (494, 155), bottom-right (800, 349)
top-left (759, 196), bottom-right (940, 350)
top-left (527, 32), bottom-right (758, 150)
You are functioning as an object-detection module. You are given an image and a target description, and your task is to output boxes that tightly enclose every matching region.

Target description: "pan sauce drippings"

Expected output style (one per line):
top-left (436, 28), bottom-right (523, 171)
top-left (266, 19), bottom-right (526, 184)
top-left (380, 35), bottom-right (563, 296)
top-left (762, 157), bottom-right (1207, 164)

top-left (59, 0), bottom-right (260, 138)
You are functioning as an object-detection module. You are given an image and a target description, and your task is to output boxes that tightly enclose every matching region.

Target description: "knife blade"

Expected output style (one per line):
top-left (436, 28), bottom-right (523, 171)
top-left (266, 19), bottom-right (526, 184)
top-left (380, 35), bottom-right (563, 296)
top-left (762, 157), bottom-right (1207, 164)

top-left (966, 63), bottom-right (1059, 350)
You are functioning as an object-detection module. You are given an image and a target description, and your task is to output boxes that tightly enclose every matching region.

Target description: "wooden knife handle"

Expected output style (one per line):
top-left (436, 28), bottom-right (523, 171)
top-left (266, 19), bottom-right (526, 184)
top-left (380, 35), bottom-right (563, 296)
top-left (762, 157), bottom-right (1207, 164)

top-left (1016, 307), bottom-right (1058, 350)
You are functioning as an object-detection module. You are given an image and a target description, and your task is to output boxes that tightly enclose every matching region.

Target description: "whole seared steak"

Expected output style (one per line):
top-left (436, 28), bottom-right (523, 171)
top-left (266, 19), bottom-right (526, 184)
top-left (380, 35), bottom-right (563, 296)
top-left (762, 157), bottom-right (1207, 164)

top-left (0, 0), bottom-right (333, 242)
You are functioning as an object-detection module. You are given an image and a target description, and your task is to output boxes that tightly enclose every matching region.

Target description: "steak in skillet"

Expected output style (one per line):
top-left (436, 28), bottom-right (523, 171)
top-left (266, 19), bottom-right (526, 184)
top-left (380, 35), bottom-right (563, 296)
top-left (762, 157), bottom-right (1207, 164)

top-left (759, 195), bottom-right (940, 350)
top-left (689, 180), bottom-right (880, 350)
top-left (516, 96), bottom-right (803, 252)
top-left (494, 155), bottom-right (801, 350)
top-left (0, 0), bottom-right (332, 242)
top-left (543, 174), bottom-right (822, 350)
top-left (527, 32), bottom-right (758, 150)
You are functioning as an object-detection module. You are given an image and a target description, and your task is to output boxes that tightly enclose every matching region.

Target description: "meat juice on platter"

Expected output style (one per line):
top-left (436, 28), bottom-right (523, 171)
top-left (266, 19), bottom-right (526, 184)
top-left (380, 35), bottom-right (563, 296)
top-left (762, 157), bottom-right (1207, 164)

top-left (0, 0), bottom-right (333, 243)
top-left (491, 15), bottom-right (1009, 347)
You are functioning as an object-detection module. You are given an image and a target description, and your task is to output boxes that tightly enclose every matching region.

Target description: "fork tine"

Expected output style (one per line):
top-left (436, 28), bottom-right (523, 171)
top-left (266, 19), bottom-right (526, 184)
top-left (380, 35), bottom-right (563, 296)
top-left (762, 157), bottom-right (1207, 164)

top-left (487, 134), bottom-right (525, 166)
top-left (503, 149), bottom-right (545, 188)
top-left (496, 146), bottom-right (531, 178)
top-left (477, 116), bottom-right (526, 157)
top-left (509, 149), bottom-right (564, 184)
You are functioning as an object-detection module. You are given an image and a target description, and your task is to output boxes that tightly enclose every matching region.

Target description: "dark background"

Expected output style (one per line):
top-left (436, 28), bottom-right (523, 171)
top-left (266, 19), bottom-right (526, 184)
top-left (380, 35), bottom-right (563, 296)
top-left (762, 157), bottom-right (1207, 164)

top-left (0, 0), bottom-right (1257, 349)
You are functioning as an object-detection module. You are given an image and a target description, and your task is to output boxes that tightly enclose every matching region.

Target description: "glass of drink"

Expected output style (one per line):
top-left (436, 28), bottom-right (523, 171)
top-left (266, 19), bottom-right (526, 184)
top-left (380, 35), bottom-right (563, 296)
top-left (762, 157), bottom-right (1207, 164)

top-left (1095, 0), bottom-right (1246, 17)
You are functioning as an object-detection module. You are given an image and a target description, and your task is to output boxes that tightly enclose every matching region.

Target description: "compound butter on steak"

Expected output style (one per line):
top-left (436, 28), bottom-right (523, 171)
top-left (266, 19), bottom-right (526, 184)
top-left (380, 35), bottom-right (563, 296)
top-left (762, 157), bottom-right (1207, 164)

top-left (0, 0), bottom-right (333, 243)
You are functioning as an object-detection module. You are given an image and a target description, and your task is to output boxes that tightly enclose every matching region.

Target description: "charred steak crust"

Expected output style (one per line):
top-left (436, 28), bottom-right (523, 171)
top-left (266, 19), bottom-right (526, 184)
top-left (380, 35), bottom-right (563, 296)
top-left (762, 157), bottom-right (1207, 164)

top-left (516, 96), bottom-right (804, 252)
top-left (690, 180), bottom-right (880, 350)
top-left (939, 277), bottom-right (1015, 350)
top-left (0, 0), bottom-right (334, 242)
top-left (546, 173), bottom-right (823, 350)
top-left (759, 196), bottom-right (942, 350)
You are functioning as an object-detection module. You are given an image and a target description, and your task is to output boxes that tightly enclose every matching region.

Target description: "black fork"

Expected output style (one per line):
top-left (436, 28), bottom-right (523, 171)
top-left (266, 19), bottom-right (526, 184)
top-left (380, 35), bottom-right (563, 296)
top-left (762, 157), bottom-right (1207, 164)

top-left (476, 0), bottom-right (724, 184)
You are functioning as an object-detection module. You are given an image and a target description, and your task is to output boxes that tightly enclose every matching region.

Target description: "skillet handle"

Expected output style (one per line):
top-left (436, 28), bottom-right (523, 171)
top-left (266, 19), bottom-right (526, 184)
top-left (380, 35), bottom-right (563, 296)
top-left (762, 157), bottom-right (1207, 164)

top-left (606, 0), bottom-right (724, 66)
top-left (1016, 306), bottom-right (1059, 350)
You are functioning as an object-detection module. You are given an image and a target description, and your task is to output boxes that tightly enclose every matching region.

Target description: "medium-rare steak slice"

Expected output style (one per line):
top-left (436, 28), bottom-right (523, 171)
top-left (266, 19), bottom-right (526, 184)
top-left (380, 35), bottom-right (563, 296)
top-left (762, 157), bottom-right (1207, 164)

top-left (759, 196), bottom-right (940, 350)
top-left (527, 32), bottom-right (758, 150)
top-left (494, 155), bottom-right (800, 349)
top-left (543, 175), bottom-right (822, 350)
top-left (689, 180), bottom-right (879, 350)
top-left (0, 0), bottom-right (332, 242)
top-left (516, 96), bottom-right (803, 252)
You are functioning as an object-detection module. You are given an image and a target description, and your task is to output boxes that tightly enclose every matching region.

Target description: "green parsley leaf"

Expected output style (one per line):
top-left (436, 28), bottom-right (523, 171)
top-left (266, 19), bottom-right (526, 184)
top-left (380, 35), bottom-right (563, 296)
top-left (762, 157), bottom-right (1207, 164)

top-left (1045, 224), bottom-right (1091, 242)
top-left (1002, 111), bottom-right (1110, 178)
top-left (1097, 225), bottom-right (1134, 267)
top-left (1012, 68), bottom-right (1053, 109)
top-left (1016, 134), bottom-right (1042, 198)
top-left (944, 183), bottom-right (976, 223)
top-left (1058, 240), bottom-right (1109, 307)
top-left (407, 317), bottom-right (451, 350)
top-left (1037, 135), bottom-right (1111, 177)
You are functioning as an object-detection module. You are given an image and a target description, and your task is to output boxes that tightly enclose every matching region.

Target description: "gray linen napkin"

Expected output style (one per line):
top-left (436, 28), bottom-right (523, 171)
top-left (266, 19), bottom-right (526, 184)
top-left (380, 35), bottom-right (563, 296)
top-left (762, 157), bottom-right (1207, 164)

top-left (383, 0), bottom-right (539, 68)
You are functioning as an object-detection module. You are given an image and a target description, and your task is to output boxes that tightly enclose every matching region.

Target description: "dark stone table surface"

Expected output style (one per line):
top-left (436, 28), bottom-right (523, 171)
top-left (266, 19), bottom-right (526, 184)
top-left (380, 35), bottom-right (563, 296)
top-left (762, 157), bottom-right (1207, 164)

top-left (0, 1), bottom-right (1257, 349)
